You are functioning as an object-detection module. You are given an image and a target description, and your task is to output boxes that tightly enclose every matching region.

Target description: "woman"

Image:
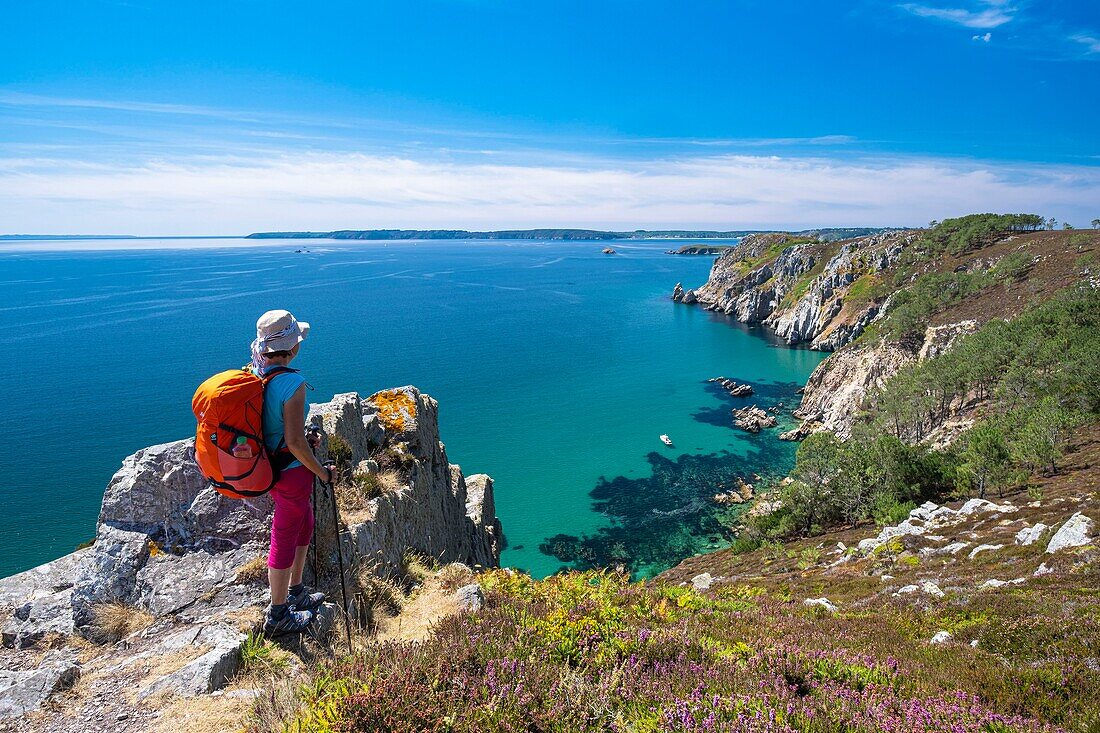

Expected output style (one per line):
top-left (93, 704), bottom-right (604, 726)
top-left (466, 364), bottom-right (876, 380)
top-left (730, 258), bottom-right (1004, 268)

top-left (250, 309), bottom-right (332, 635)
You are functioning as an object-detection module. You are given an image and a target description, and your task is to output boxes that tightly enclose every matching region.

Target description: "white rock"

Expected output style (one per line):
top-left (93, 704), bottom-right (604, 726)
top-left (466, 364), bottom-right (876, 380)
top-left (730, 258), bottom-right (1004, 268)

top-left (967, 544), bottom-right (1003, 560)
top-left (880, 575), bottom-right (894, 582)
top-left (895, 584), bottom-right (919, 596)
top-left (920, 581), bottom-right (945, 598)
top-left (803, 597), bottom-right (838, 613)
top-left (980, 579), bottom-right (1007, 589)
top-left (691, 572), bottom-right (715, 591)
top-left (929, 631), bottom-right (952, 645)
top-left (1015, 524), bottom-right (1048, 546)
top-left (970, 640), bottom-right (979, 648)
top-left (1045, 513), bottom-right (1095, 554)
top-left (958, 498), bottom-right (1017, 516)
top-left (1034, 562), bottom-right (1053, 576)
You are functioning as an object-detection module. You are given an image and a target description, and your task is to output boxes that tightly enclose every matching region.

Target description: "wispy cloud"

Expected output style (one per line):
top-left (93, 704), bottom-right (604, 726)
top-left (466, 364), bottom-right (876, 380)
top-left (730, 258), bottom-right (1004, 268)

top-left (1071, 33), bottom-right (1100, 55)
top-left (899, 1), bottom-right (1015, 29)
top-left (972, 32), bottom-right (992, 42)
top-left (1, 149), bottom-right (1096, 235)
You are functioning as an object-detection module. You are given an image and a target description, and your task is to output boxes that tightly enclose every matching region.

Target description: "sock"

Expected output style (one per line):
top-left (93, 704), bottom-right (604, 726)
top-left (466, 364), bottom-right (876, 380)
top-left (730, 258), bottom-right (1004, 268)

top-left (269, 602), bottom-right (288, 620)
top-left (289, 583), bottom-right (304, 597)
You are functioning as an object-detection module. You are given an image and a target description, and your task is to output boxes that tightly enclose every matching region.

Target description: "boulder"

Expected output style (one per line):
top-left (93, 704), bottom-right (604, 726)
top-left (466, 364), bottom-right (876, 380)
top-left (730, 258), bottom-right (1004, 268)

top-left (920, 581), bottom-right (945, 599)
top-left (803, 598), bottom-right (838, 613)
top-left (71, 525), bottom-right (152, 631)
top-left (0, 650), bottom-right (80, 719)
top-left (1014, 523), bottom-right (1048, 546)
top-left (2, 588), bottom-right (73, 648)
top-left (967, 544), bottom-right (1003, 560)
top-left (137, 623), bottom-right (245, 699)
top-left (1046, 513), bottom-right (1095, 554)
top-left (455, 584), bottom-right (484, 613)
top-left (958, 499), bottom-right (1017, 516)
top-left (929, 631), bottom-right (952, 645)
top-left (691, 573), bottom-right (715, 591)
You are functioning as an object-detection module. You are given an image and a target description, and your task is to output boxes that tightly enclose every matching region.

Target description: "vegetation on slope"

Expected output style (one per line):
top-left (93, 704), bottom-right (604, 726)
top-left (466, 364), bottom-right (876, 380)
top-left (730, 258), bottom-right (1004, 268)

top-left (753, 286), bottom-right (1099, 542)
top-left (257, 554), bottom-right (1097, 732)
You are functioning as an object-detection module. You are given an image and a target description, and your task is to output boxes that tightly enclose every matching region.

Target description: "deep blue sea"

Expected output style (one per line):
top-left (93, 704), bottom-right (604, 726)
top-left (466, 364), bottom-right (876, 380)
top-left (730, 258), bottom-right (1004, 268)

top-left (0, 238), bottom-right (826, 579)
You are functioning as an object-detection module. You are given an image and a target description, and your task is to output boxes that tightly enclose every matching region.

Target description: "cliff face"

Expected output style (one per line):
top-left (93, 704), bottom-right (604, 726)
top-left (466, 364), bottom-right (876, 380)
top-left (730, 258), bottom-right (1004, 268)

top-left (672, 231), bottom-right (916, 350)
top-left (677, 228), bottom-right (1097, 443)
top-left (0, 386), bottom-right (501, 726)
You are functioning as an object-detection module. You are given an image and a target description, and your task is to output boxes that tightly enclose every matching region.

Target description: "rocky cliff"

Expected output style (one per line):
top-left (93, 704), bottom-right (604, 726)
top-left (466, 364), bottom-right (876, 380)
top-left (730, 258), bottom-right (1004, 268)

top-left (676, 227), bottom-right (1098, 442)
top-left (0, 386), bottom-right (501, 729)
top-left (672, 230), bottom-right (917, 350)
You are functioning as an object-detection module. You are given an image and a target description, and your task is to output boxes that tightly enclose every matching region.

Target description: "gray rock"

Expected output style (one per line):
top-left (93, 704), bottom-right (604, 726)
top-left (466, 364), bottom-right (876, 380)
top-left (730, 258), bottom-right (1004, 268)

top-left (967, 544), bottom-right (1003, 560)
top-left (920, 581), bottom-right (945, 599)
top-left (929, 631), bottom-right (952, 645)
top-left (455, 584), bottom-right (484, 612)
top-left (1014, 523), bottom-right (1048, 546)
top-left (2, 588), bottom-right (73, 648)
top-left (137, 623), bottom-right (244, 699)
top-left (732, 405), bottom-right (777, 433)
top-left (958, 499), bottom-right (1016, 516)
top-left (1046, 513), bottom-right (1095, 553)
top-left (691, 572), bottom-right (715, 591)
top-left (0, 650), bottom-right (80, 719)
top-left (803, 597), bottom-right (838, 613)
top-left (71, 525), bottom-right (152, 631)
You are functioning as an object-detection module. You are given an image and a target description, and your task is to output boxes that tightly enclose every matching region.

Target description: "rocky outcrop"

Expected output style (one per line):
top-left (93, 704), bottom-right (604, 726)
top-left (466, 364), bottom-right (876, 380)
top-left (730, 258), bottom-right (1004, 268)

top-left (733, 405), bottom-right (777, 433)
top-left (707, 377), bottom-right (753, 397)
top-left (0, 386), bottom-right (502, 723)
top-left (675, 231), bottom-right (917, 350)
top-left (792, 340), bottom-right (915, 439)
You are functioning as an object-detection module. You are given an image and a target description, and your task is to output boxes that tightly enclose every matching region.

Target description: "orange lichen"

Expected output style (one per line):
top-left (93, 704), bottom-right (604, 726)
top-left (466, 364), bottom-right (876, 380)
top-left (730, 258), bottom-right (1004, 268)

top-left (370, 389), bottom-right (417, 432)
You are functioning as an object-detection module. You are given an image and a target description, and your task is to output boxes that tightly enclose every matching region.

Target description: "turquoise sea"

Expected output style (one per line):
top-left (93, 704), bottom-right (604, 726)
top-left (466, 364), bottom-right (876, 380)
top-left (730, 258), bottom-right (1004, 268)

top-left (1, 238), bottom-right (827, 579)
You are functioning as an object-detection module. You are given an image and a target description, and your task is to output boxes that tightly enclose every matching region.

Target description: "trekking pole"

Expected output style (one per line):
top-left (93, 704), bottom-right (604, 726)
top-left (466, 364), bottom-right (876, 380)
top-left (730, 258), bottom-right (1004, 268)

top-left (308, 426), bottom-right (353, 651)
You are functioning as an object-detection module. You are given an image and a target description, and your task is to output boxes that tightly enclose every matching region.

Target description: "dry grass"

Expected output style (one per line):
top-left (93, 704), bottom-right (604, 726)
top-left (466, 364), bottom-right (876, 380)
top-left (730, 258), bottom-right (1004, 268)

top-left (234, 555), bottom-right (269, 584)
top-left (335, 468), bottom-right (405, 517)
top-left (245, 676), bottom-right (301, 733)
top-left (150, 687), bottom-right (253, 733)
top-left (88, 602), bottom-right (154, 644)
top-left (374, 563), bottom-right (475, 643)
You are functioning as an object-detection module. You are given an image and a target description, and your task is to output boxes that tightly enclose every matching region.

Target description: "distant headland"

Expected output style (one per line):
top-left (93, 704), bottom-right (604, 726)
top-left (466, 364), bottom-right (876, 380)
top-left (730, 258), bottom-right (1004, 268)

top-left (246, 227), bottom-right (899, 241)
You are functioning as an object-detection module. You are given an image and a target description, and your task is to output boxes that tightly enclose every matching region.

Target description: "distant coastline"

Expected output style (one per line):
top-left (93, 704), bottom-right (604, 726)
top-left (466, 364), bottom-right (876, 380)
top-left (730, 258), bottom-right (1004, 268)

top-left (247, 227), bottom-right (899, 241)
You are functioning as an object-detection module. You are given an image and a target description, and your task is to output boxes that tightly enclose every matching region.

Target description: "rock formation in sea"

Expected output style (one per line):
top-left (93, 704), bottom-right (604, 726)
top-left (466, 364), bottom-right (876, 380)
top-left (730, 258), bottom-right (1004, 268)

top-left (0, 386), bottom-right (501, 722)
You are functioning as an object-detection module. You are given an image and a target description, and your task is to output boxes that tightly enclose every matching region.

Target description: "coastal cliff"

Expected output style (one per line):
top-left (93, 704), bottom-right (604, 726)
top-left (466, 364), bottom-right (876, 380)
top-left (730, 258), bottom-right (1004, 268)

top-left (672, 230), bottom-right (917, 350)
top-left (0, 386), bottom-right (501, 729)
top-left (676, 224), bottom-right (1098, 442)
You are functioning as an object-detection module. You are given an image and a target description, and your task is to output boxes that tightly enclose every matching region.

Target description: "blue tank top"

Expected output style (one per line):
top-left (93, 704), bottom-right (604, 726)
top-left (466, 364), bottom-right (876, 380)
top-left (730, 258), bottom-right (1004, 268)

top-left (260, 368), bottom-right (308, 469)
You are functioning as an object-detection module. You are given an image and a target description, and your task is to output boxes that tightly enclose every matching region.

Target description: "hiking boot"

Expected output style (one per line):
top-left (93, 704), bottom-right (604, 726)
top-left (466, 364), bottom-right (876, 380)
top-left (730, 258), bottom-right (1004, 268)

top-left (288, 586), bottom-right (326, 613)
top-left (263, 605), bottom-right (313, 637)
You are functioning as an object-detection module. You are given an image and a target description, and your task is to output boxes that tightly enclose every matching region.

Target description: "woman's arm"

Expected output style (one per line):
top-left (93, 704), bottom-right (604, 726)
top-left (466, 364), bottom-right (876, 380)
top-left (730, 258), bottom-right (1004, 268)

top-left (283, 385), bottom-right (332, 481)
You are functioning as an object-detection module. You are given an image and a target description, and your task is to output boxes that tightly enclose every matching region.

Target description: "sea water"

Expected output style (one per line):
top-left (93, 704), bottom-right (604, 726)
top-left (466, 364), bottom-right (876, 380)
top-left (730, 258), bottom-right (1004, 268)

top-left (0, 238), bottom-right (826, 579)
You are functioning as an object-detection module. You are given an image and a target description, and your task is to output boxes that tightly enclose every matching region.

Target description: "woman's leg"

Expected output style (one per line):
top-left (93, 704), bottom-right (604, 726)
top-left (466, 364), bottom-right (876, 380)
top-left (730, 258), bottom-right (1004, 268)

top-left (268, 467), bottom-right (313, 605)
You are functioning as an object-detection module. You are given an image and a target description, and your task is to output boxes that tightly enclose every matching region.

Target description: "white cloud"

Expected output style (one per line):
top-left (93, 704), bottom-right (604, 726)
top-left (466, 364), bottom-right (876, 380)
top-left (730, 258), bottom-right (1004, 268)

top-left (972, 32), bottom-right (992, 42)
top-left (1070, 33), bottom-right (1100, 54)
top-left (1, 150), bottom-right (1096, 235)
top-left (900, 2), bottom-right (1015, 29)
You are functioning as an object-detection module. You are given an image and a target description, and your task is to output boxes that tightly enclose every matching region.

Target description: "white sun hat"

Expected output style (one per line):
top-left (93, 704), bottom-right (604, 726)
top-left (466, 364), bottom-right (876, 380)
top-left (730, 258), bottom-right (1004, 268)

top-left (255, 309), bottom-right (310, 354)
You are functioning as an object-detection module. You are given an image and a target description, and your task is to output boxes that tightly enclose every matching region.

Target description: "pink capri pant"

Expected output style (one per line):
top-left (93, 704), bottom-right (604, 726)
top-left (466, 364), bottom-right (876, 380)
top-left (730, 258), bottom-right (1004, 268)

top-left (267, 466), bottom-right (315, 570)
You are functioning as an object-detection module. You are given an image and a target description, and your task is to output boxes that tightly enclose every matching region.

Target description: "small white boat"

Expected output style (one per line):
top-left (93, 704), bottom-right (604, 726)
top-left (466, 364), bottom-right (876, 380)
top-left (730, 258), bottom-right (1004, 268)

top-left (660, 434), bottom-right (674, 447)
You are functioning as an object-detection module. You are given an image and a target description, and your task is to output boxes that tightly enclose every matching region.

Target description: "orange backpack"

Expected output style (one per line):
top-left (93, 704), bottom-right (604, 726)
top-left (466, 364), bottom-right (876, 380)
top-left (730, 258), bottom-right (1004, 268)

top-left (192, 366), bottom-right (296, 499)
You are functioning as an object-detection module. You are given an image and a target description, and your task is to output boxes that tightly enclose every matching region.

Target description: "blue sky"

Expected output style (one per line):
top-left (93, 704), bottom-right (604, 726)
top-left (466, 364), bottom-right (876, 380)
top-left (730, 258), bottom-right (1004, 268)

top-left (1, 0), bottom-right (1098, 234)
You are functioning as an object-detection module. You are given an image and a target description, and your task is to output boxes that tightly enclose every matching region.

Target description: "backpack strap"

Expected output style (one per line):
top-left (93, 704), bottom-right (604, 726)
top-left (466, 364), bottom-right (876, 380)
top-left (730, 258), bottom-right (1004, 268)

top-left (258, 365), bottom-right (301, 456)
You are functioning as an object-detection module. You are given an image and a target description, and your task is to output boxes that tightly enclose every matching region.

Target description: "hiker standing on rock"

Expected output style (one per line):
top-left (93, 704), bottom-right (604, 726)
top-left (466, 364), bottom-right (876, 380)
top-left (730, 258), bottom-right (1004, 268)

top-left (249, 310), bottom-right (333, 635)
